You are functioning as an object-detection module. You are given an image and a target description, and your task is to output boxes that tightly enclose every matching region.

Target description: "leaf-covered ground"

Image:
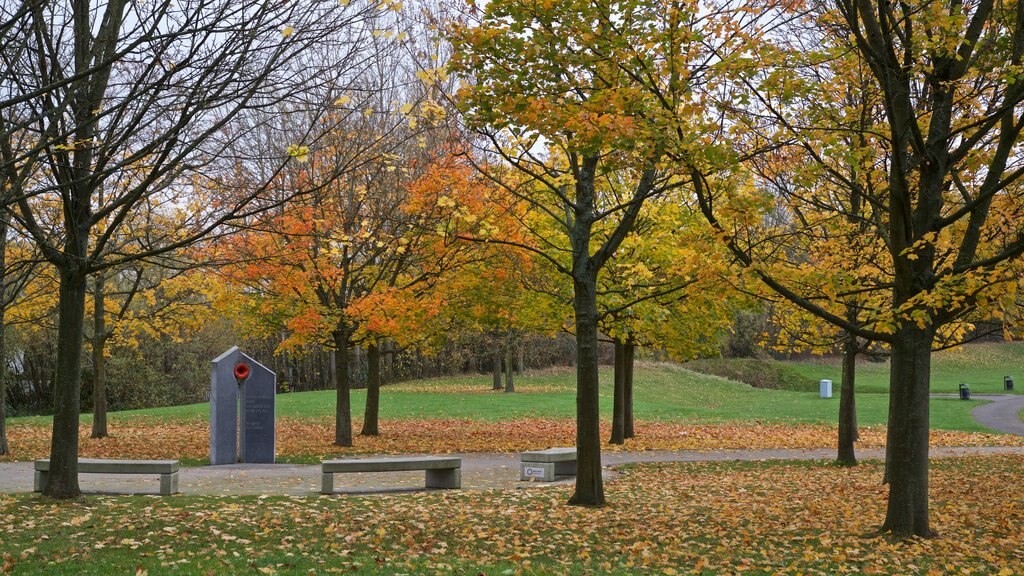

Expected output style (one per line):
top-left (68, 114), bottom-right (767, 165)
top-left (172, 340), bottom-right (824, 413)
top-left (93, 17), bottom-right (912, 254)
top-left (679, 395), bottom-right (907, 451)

top-left (1, 455), bottom-right (1022, 575)
top-left (1, 418), bottom-right (1021, 464)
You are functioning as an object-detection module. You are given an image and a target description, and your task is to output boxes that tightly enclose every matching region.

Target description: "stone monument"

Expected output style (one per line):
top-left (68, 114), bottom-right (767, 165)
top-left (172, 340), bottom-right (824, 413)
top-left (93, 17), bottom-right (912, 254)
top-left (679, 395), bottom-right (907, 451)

top-left (210, 347), bottom-right (276, 465)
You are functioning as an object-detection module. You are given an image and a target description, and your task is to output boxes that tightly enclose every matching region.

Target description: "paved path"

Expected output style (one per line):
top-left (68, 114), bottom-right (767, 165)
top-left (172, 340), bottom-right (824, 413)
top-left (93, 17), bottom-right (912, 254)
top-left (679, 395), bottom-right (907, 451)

top-left (971, 394), bottom-right (1024, 435)
top-left (4, 446), bottom-right (1024, 497)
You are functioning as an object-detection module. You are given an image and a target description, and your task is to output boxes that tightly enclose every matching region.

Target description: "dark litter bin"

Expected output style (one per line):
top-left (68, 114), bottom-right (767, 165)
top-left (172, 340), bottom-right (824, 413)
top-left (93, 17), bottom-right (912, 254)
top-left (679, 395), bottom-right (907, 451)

top-left (959, 382), bottom-right (971, 400)
top-left (1005, 376), bottom-right (1014, 391)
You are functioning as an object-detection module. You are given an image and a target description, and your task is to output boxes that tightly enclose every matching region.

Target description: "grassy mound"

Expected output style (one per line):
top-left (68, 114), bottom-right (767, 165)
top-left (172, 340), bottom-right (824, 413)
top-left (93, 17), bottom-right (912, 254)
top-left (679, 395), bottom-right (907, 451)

top-left (682, 357), bottom-right (820, 392)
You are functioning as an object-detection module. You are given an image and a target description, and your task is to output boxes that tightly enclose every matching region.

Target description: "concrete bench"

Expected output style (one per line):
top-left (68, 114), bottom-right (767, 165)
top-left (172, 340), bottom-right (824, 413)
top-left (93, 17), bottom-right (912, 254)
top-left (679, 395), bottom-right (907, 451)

top-left (520, 447), bottom-right (576, 481)
top-left (34, 458), bottom-right (180, 495)
top-left (320, 456), bottom-right (461, 494)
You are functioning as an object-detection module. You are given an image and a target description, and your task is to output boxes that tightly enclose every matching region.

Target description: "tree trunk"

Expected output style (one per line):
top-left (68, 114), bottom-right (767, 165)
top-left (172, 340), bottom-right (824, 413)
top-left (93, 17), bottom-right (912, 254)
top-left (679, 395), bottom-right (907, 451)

top-left (837, 329), bottom-right (858, 466)
top-left (517, 345), bottom-right (525, 376)
top-left (90, 272), bottom-right (108, 439)
top-left (492, 349), bottom-right (502, 390)
top-left (0, 212), bottom-right (8, 456)
top-left (333, 327), bottom-right (352, 447)
top-left (624, 341), bottom-right (635, 439)
top-left (0, 304), bottom-right (7, 457)
top-left (504, 345), bottom-right (515, 393)
top-left (44, 266), bottom-right (89, 498)
top-left (361, 341), bottom-right (380, 436)
top-left (881, 324), bottom-right (934, 537)
top-left (610, 338), bottom-right (625, 445)
top-left (569, 271), bottom-right (604, 506)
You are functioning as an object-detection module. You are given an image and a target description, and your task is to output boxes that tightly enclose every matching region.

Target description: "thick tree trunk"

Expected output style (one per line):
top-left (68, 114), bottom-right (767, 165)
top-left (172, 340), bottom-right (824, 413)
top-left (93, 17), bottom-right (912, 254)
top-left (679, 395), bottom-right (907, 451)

top-left (569, 271), bottom-right (604, 506)
top-left (837, 330), bottom-right (858, 465)
top-left (361, 341), bottom-right (380, 436)
top-left (333, 327), bottom-right (352, 447)
top-left (492, 349), bottom-right (502, 390)
top-left (610, 338), bottom-right (625, 445)
top-left (881, 324), bottom-right (934, 537)
top-left (90, 272), bottom-right (108, 439)
top-left (504, 346), bottom-right (515, 393)
top-left (44, 267), bottom-right (89, 498)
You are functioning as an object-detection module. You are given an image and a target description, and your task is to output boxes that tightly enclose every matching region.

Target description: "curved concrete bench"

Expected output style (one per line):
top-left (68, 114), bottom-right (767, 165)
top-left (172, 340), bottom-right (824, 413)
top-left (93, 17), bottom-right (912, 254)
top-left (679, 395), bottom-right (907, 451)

top-left (34, 458), bottom-right (180, 495)
top-left (521, 447), bottom-right (576, 481)
top-left (320, 456), bottom-right (461, 493)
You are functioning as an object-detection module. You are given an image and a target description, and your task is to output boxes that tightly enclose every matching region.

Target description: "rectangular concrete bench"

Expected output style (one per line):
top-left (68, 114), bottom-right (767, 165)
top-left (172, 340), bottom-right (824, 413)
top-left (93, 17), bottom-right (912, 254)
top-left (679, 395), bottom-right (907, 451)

top-left (320, 456), bottom-right (461, 494)
top-left (34, 458), bottom-right (180, 495)
top-left (521, 447), bottom-right (576, 481)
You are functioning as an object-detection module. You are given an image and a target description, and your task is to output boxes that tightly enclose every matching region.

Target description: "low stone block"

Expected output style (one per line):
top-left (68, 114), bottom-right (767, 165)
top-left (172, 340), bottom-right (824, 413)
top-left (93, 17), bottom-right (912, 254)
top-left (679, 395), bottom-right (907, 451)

top-left (520, 447), bottom-right (577, 481)
top-left (520, 447), bottom-right (576, 463)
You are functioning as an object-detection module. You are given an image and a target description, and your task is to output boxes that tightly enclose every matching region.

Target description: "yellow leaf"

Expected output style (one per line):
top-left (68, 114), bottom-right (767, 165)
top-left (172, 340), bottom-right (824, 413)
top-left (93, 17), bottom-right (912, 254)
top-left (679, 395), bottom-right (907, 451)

top-left (286, 144), bottom-right (310, 163)
top-left (334, 95), bottom-right (352, 106)
top-left (281, 26), bottom-right (294, 37)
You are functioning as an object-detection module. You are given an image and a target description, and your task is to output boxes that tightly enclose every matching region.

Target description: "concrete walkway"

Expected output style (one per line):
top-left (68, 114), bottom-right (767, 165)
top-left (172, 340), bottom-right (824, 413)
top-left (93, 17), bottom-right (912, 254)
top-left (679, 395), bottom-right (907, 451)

top-left (971, 394), bottom-right (1024, 435)
top-left (4, 446), bottom-right (1024, 497)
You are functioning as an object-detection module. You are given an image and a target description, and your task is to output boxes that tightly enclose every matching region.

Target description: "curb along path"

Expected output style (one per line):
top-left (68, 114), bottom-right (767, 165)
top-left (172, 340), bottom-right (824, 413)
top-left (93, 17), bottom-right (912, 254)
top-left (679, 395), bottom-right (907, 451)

top-left (3, 446), bottom-right (1024, 497)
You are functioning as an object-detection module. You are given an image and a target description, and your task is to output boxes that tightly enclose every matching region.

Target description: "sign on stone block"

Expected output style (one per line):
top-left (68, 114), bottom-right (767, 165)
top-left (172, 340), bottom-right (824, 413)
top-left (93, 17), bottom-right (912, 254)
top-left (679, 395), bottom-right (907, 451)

top-left (523, 466), bottom-right (546, 479)
top-left (210, 347), bottom-right (276, 465)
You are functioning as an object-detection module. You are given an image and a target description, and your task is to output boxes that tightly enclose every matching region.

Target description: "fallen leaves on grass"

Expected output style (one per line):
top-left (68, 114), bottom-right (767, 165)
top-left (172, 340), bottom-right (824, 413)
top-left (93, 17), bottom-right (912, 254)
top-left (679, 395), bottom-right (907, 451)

top-left (1, 456), bottom-right (1023, 574)
top-left (1, 418), bottom-right (1020, 463)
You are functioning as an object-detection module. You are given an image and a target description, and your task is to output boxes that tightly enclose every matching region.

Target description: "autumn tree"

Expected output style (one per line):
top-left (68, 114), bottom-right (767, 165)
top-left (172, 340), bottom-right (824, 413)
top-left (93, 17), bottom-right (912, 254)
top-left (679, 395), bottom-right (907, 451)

top-left (598, 204), bottom-right (735, 444)
top-left (0, 0), bottom-right (382, 498)
top-left (449, 0), bottom-right (757, 505)
top-left (695, 0), bottom-right (1024, 536)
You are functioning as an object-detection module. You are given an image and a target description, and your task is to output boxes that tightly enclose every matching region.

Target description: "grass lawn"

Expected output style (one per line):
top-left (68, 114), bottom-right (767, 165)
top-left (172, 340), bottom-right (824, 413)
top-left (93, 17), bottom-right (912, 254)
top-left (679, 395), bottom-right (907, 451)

top-left (3, 342), bottom-right (1022, 465)
top-left (1, 455), bottom-right (1022, 575)
top-left (14, 347), bottom-right (1012, 431)
top-left (782, 341), bottom-right (1024, 395)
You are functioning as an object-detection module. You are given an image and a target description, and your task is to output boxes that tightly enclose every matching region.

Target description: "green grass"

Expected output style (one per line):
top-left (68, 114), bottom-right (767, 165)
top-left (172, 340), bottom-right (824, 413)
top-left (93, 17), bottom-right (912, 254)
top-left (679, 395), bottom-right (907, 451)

top-left (679, 357), bottom-right (819, 392)
top-left (9, 342), bottom-right (1022, 434)
top-left (783, 341), bottom-right (1024, 395)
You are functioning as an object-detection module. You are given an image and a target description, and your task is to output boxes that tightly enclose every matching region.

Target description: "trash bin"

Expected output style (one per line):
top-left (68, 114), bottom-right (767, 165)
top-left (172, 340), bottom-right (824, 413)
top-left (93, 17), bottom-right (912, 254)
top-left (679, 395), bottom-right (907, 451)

top-left (959, 382), bottom-right (971, 400)
top-left (820, 379), bottom-right (833, 399)
top-left (1005, 376), bottom-right (1014, 391)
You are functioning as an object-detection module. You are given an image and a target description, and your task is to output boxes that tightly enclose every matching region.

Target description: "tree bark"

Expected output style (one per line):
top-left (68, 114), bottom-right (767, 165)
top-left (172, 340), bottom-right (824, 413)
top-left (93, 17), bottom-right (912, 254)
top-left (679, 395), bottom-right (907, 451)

top-left (610, 338), bottom-right (625, 445)
top-left (44, 266), bottom-right (89, 498)
top-left (881, 324), bottom-right (935, 537)
top-left (0, 212), bottom-right (8, 456)
top-left (837, 329), bottom-right (858, 466)
top-left (569, 270), bottom-right (604, 506)
top-left (0, 310), bottom-right (6, 456)
top-left (90, 272), bottom-right (108, 439)
top-left (333, 327), bottom-right (352, 447)
top-left (504, 345), bottom-right (515, 393)
top-left (361, 341), bottom-right (380, 436)
top-left (492, 349), bottom-right (502, 390)
top-left (624, 341), bottom-right (635, 439)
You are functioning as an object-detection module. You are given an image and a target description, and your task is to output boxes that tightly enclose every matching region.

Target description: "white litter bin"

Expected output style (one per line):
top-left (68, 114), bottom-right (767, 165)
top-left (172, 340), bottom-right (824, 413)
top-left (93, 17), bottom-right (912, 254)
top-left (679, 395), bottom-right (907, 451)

top-left (819, 379), bottom-right (833, 399)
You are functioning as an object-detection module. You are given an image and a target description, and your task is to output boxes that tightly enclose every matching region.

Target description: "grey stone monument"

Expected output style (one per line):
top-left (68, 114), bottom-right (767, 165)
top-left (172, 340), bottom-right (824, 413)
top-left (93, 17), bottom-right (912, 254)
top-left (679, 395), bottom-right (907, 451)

top-left (210, 347), bottom-right (276, 465)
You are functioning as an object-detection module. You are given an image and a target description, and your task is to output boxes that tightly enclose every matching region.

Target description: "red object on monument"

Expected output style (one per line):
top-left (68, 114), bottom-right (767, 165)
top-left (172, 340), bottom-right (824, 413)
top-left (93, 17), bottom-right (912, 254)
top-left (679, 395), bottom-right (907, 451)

top-left (234, 362), bottom-right (251, 382)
